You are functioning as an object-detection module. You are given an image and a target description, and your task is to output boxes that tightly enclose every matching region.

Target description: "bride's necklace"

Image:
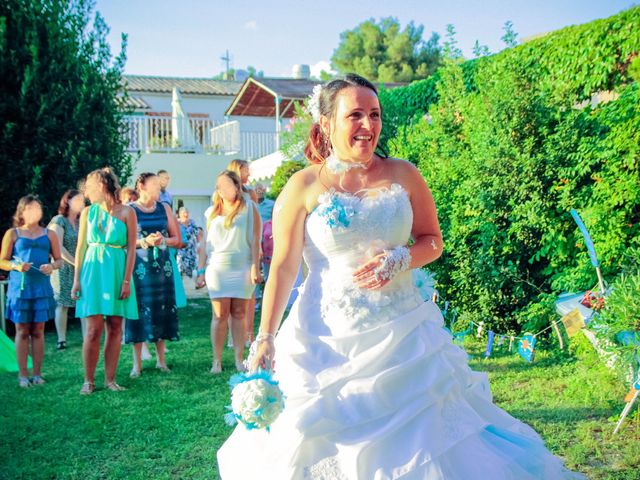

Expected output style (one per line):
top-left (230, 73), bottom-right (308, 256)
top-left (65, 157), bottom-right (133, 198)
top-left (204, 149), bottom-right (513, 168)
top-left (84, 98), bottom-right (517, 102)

top-left (325, 151), bottom-right (375, 175)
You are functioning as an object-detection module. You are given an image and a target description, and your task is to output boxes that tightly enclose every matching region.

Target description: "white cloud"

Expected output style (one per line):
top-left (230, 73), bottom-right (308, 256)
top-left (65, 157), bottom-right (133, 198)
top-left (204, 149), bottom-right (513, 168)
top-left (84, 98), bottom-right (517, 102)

top-left (244, 20), bottom-right (258, 30)
top-left (309, 60), bottom-right (335, 78)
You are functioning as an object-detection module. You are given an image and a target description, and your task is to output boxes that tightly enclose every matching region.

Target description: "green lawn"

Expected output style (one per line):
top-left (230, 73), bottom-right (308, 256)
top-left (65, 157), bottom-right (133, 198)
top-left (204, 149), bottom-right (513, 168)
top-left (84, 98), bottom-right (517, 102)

top-left (1, 299), bottom-right (638, 479)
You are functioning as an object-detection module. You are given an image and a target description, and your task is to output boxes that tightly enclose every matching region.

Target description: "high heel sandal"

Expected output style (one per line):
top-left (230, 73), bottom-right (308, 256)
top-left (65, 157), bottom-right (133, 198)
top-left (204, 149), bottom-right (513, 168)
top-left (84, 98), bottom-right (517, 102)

top-left (80, 382), bottom-right (95, 395)
top-left (104, 382), bottom-right (126, 392)
top-left (30, 375), bottom-right (45, 385)
top-left (18, 377), bottom-right (31, 388)
top-left (129, 368), bottom-right (141, 378)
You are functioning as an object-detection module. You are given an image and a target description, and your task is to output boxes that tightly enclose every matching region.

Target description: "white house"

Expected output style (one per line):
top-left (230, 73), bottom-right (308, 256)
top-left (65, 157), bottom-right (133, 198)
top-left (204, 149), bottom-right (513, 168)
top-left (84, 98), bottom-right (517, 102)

top-left (121, 73), bottom-right (319, 227)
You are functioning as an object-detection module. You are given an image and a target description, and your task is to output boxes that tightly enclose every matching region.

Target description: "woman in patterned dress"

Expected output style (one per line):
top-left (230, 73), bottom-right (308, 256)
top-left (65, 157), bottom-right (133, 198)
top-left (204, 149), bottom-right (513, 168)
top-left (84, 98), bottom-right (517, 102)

top-left (176, 206), bottom-right (202, 280)
top-left (125, 172), bottom-right (181, 377)
top-left (48, 189), bottom-right (85, 349)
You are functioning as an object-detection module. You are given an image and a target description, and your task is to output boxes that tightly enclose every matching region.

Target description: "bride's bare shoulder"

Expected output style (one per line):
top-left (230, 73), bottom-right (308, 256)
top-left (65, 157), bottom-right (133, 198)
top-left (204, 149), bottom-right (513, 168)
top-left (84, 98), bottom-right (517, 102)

top-left (275, 164), bottom-right (322, 212)
top-left (380, 157), bottom-right (429, 195)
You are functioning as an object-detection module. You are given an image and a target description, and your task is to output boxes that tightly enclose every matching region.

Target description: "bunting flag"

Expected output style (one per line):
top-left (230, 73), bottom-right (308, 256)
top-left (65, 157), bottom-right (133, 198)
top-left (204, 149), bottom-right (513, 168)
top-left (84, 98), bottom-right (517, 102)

top-left (450, 308), bottom-right (457, 330)
top-left (561, 308), bottom-right (585, 337)
top-left (485, 331), bottom-right (495, 358)
top-left (476, 321), bottom-right (485, 339)
top-left (518, 334), bottom-right (537, 363)
top-left (443, 301), bottom-right (450, 316)
top-left (453, 321), bottom-right (473, 345)
top-left (570, 209), bottom-right (600, 268)
top-left (508, 336), bottom-right (515, 352)
top-left (497, 335), bottom-right (506, 347)
top-left (552, 321), bottom-right (565, 349)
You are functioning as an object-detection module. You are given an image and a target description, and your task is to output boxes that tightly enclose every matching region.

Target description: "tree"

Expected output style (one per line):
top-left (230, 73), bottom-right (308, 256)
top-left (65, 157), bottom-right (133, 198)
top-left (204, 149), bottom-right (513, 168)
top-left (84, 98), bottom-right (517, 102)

top-left (443, 24), bottom-right (463, 60)
top-left (331, 17), bottom-right (441, 82)
top-left (501, 20), bottom-right (518, 48)
top-left (0, 0), bottom-right (132, 230)
top-left (472, 40), bottom-right (490, 58)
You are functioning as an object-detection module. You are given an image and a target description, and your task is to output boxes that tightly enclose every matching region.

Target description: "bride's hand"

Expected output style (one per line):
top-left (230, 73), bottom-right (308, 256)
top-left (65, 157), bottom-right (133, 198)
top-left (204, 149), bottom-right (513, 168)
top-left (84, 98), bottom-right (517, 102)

top-left (352, 253), bottom-right (391, 290)
top-left (249, 339), bottom-right (276, 372)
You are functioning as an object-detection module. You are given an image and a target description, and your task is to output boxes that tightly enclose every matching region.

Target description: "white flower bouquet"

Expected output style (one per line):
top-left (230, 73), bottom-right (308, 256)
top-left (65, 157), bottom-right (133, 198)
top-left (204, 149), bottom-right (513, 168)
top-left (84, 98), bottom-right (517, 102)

top-left (224, 369), bottom-right (285, 432)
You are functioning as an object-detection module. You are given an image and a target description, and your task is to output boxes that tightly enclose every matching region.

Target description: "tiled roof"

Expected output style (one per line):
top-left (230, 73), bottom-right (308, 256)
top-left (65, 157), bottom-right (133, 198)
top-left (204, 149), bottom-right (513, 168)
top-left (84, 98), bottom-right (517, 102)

top-left (254, 78), bottom-right (322, 99)
top-left (117, 95), bottom-right (151, 110)
top-left (226, 77), bottom-right (407, 117)
top-left (122, 75), bottom-right (242, 96)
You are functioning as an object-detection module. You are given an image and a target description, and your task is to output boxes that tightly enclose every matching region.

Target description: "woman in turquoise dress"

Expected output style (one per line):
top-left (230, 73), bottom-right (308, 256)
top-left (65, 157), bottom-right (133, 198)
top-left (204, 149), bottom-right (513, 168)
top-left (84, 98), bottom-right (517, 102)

top-left (0, 195), bottom-right (62, 387)
top-left (125, 172), bottom-right (181, 377)
top-left (72, 168), bottom-right (138, 395)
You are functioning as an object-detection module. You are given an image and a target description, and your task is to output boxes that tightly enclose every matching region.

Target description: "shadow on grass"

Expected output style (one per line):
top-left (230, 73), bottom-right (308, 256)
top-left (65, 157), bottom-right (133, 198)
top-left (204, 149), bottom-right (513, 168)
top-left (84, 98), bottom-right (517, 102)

top-left (506, 406), bottom-right (617, 426)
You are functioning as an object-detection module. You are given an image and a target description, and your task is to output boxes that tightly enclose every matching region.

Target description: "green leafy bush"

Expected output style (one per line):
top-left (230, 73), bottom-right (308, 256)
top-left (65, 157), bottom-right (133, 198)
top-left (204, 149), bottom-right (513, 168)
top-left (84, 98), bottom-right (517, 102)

top-left (267, 160), bottom-right (307, 200)
top-left (387, 7), bottom-right (640, 334)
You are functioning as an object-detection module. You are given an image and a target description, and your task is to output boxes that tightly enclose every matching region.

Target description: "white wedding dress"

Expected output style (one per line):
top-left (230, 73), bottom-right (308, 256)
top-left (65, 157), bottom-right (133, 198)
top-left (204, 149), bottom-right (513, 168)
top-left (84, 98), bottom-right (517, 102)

top-left (217, 184), bottom-right (585, 479)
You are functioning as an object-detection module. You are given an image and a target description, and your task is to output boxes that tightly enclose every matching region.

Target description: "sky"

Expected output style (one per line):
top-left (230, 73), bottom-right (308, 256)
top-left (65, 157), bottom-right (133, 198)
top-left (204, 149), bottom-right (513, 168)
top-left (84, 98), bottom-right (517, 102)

top-left (95, 0), bottom-right (636, 78)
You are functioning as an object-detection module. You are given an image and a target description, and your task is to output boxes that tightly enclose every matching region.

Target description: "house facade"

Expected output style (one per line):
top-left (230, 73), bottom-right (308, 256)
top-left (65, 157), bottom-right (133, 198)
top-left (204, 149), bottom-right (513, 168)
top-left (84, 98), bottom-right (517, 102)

top-left (121, 74), bottom-right (317, 227)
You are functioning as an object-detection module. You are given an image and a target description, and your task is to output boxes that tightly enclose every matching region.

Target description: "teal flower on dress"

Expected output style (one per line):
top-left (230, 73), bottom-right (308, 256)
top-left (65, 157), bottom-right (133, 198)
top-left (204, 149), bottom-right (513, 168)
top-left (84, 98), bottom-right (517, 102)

top-left (135, 262), bottom-right (146, 280)
top-left (316, 195), bottom-right (355, 230)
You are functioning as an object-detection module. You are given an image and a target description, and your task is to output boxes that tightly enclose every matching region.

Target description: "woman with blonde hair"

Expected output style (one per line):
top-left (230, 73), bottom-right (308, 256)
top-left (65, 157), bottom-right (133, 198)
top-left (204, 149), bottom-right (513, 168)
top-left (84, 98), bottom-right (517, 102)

top-left (227, 159), bottom-right (260, 346)
top-left (197, 170), bottom-right (261, 373)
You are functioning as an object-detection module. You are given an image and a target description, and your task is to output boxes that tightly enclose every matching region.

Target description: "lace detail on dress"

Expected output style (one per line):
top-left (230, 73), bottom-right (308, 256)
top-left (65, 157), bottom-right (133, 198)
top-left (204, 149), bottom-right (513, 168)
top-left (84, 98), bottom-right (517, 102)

top-left (320, 275), bottom-right (422, 329)
top-left (313, 183), bottom-right (411, 236)
top-left (303, 457), bottom-right (349, 480)
top-left (441, 398), bottom-right (481, 443)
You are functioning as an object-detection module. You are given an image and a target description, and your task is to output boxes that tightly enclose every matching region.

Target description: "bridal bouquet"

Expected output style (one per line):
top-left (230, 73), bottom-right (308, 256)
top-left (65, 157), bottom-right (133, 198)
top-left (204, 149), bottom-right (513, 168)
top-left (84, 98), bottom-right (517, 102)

top-left (224, 369), bottom-right (285, 432)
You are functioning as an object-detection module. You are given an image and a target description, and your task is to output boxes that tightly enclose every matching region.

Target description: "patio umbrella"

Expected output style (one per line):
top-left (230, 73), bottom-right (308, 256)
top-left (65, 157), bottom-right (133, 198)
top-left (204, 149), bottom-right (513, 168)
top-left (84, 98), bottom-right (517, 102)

top-left (171, 87), bottom-right (199, 151)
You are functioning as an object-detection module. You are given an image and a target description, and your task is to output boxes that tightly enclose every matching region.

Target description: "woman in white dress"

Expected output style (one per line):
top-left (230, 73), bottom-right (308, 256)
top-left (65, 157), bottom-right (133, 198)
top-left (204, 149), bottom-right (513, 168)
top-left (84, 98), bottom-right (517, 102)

top-left (227, 158), bottom-right (260, 347)
top-left (197, 170), bottom-right (261, 373)
top-left (216, 74), bottom-right (586, 479)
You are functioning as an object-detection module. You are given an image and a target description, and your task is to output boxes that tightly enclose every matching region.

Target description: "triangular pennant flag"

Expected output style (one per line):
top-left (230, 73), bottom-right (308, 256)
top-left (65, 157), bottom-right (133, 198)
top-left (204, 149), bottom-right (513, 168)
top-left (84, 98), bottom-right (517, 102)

top-left (497, 335), bottom-right (506, 347)
top-left (561, 308), bottom-right (585, 337)
top-left (518, 334), bottom-right (537, 363)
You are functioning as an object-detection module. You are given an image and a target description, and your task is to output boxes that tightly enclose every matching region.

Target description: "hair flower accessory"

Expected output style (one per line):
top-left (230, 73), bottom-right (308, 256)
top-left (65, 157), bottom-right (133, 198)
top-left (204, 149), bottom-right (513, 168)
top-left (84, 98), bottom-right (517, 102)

top-left (307, 84), bottom-right (323, 123)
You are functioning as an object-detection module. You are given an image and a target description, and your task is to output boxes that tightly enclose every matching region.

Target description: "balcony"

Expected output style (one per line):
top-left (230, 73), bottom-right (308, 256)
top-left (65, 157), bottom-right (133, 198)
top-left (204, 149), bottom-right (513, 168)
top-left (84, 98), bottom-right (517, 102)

top-left (123, 116), bottom-right (278, 159)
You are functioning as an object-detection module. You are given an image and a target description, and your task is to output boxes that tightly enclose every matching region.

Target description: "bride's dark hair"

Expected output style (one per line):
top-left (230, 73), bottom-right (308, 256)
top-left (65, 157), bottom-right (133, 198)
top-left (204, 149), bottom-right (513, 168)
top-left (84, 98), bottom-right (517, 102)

top-left (304, 73), bottom-right (387, 165)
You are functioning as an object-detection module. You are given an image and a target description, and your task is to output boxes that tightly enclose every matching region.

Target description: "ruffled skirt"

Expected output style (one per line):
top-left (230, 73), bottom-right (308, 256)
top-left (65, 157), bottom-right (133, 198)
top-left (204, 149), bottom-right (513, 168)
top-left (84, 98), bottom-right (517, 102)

top-left (218, 294), bottom-right (585, 480)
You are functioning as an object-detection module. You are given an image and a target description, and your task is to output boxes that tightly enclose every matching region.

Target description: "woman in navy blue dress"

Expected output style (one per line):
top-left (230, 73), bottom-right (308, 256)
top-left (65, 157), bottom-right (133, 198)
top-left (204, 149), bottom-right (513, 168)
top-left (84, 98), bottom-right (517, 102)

top-left (125, 172), bottom-right (181, 377)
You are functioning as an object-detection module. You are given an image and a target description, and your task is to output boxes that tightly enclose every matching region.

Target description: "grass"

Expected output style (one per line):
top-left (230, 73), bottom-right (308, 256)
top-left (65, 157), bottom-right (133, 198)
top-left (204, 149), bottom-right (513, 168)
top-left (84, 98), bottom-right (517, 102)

top-left (0, 298), bottom-right (638, 479)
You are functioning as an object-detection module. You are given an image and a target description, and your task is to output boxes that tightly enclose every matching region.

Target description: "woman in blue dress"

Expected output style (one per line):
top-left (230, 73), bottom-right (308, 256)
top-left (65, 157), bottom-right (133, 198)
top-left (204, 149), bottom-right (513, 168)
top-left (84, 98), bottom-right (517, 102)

top-left (0, 195), bottom-right (62, 387)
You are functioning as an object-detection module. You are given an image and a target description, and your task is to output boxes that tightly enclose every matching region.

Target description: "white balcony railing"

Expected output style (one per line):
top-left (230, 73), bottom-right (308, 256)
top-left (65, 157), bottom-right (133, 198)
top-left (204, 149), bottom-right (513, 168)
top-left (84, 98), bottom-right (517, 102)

top-left (123, 115), bottom-right (213, 153)
top-left (123, 116), bottom-right (278, 159)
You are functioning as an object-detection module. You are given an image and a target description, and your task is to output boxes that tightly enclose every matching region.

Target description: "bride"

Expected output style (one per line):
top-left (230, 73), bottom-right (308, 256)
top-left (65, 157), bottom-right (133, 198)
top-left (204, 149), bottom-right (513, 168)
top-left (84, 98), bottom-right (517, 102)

top-left (217, 74), bottom-right (585, 479)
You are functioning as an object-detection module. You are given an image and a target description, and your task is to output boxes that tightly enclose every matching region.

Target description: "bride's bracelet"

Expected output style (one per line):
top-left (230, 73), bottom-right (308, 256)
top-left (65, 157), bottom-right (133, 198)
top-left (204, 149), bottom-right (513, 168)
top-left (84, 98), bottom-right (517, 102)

top-left (373, 246), bottom-right (411, 282)
top-left (256, 332), bottom-right (275, 343)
